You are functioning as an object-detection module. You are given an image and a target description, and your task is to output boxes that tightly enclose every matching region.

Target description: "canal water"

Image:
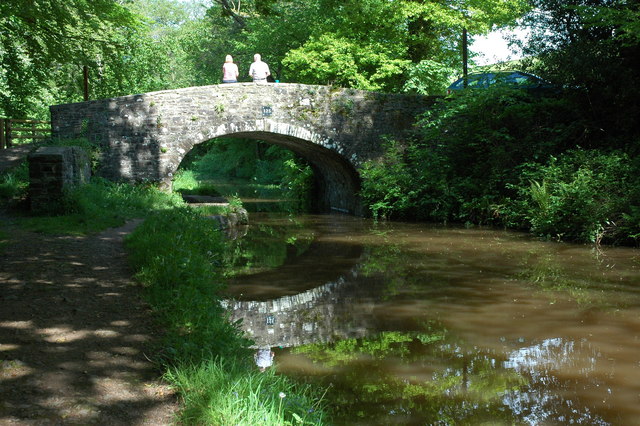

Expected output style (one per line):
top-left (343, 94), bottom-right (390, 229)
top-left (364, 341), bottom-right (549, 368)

top-left (221, 213), bottom-right (640, 425)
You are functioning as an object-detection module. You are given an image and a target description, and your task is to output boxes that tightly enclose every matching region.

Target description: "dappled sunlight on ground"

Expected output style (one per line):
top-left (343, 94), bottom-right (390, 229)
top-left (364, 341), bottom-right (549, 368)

top-left (0, 217), bottom-right (177, 424)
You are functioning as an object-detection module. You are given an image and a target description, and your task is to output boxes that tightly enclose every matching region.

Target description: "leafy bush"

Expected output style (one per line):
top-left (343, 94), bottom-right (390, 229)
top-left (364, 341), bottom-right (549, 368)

top-left (184, 138), bottom-right (294, 184)
top-left (360, 87), bottom-right (587, 223)
top-left (506, 149), bottom-right (640, 244)
top-left (280, 157), bottom-right (314, 213)
top-left (359, 87), bottom-right (640, 245)
top-left (359, 139), bottom-right (415, 220)
top-left (402, 59), bottom-right (456, 96)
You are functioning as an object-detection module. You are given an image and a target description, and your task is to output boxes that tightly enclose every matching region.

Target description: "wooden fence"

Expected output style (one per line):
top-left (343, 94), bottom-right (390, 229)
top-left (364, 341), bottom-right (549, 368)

top-left (0, 118), bottom-right (52, 149)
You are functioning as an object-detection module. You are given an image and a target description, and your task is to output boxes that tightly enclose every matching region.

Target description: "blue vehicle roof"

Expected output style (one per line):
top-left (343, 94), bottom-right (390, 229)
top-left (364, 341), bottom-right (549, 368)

top-left (448, 71), bottom-right (553, 90)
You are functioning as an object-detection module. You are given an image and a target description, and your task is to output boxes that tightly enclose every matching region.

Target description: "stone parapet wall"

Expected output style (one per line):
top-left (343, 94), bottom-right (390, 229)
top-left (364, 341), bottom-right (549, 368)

top-left (28, 146), bottom-right (90, 213)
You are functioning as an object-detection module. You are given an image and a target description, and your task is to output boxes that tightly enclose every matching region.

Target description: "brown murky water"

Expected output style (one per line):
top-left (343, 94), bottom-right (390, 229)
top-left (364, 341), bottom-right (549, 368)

top-left (223, 213), bottom-right (640, 425)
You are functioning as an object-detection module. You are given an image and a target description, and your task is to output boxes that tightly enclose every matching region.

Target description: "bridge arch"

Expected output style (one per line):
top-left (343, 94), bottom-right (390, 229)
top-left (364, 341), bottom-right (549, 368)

top-left (171, 121), bottom-right (361, 213)
top-left (50, 83), bottom-right (435, 214)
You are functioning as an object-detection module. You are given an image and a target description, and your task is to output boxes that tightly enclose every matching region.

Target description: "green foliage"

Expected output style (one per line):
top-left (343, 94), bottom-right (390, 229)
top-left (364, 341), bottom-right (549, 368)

top-left (283, 33), bottom-right (410, 91)
top-left (176, 138), bottom-right (313, 213)
top-left (0, 162), bottom-right (29, 203)
top-left (184, 139), bottom-right (288, 183)
top-left (19, 177), bottom-right (184, 234)
top-left (173, 170), bottom-right (223, 197)
top-left (506, 149), bottom-right (640, 244)
top-left (165, 359), bottom-right (327, 425)
top-left (197, 0), bottom-right (528, 90)
top-left (359, 84), bottom-right (640, 245)
top-left (359, 139), bottom-right (415, 220)
top-left (0, 0), bottom-right (209, 118)
top-left (403, 60), bottom-right (457, 96)
top-left (361, 87), bottom-right (586, 223)
top-left (0, 0), bottom-right (138, 116)
top-left (280, 158), bottom-right (313, 213)
top-left (518, 0), bottom-right (640, 145)
top-left (172, 169), bottom-right (200, 192)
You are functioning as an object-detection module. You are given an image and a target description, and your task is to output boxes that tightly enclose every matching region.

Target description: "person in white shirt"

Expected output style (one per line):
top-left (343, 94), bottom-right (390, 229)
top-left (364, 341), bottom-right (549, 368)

top-left (248, 53), bottom-right (271, 84)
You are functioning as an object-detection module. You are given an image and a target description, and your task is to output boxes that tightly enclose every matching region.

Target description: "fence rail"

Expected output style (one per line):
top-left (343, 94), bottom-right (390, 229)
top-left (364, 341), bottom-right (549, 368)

top-left (0, 118), bottom-right (52, 149)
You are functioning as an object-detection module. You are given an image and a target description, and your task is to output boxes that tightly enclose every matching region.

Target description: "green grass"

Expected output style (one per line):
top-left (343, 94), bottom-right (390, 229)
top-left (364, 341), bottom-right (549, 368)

top-left (173, 170), bottom-right (223, 197)
top-left (0, 162), bottom-right (29, 201)
top-left (125, 208), bottom-right (329, 424)
top-left (165, 360), bottom-right (327, 425)
top-left (18, 178), bottom-right (185, 235)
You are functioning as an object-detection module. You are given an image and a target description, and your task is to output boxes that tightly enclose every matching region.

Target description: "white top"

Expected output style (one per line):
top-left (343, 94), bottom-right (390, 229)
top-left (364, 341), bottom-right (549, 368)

top-left (249, 60), bottom-right (270, 81)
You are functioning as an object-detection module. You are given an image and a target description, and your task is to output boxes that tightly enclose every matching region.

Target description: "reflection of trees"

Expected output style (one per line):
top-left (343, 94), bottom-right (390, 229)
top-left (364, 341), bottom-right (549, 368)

top-left (292, 322), bottom-right (527, 424)
top-left (516, 250), bottom-right (635, 309)
top-left (503, 338), bottom-right (611, 425)
top-left (222, 219), bottom-right (314, 277)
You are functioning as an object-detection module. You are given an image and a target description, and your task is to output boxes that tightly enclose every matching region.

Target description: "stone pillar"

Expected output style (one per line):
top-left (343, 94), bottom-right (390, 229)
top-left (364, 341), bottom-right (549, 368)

top-left (28, 146), bottom-right (91, 213)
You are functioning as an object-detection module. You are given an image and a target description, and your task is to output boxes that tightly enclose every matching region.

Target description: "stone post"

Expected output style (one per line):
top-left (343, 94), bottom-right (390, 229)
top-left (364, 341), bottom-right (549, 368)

top-left (28, 146), bottom-right (91, 213)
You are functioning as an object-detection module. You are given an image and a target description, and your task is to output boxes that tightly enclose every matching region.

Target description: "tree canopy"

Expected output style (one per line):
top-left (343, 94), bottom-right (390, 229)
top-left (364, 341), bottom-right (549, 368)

top-left (2, 0), bottom-right (638, 122)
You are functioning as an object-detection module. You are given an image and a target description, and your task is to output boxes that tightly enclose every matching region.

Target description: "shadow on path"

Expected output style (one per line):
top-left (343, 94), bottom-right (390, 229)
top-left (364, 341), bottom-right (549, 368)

top-left (0, 145), bottom-right (39, 174)
top-left (0, 218), bottom-right (178, 424)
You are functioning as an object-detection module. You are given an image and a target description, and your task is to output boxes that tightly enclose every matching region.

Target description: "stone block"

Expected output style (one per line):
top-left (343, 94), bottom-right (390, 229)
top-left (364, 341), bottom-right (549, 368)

top-left (28, 146), bottom-right (91, 213)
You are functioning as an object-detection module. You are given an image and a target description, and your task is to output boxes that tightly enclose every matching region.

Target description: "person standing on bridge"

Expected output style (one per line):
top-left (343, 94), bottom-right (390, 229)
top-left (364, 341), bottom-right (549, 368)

top-left (249, 53), bottom-right (270, 84)
top-left (222, 55), bottom-right (239, 83)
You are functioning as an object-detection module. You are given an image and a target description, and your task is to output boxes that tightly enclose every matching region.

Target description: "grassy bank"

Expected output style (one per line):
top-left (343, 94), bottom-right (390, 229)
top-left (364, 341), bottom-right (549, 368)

top-left (125, 208), bottom-right (328, 424)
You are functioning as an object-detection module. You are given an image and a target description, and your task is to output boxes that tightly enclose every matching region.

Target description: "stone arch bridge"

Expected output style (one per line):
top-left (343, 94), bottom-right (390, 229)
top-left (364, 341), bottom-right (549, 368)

top-left (51, 83), bottom-right (436, 214)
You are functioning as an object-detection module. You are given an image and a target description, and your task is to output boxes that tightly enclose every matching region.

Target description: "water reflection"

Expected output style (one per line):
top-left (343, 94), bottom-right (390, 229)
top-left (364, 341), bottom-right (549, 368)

top-left (222, 214), bottom-right (640, 424)
top-left (254, 347), bottom-right (275, 372)
top-left (223, 264), bottom-right (384, 348)
top-left (503, 338), bottom-right (610, 425)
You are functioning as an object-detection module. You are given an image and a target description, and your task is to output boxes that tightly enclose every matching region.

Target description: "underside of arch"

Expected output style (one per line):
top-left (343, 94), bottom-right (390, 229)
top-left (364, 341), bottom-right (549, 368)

top-left (183, 130), bottom-right (362, 215)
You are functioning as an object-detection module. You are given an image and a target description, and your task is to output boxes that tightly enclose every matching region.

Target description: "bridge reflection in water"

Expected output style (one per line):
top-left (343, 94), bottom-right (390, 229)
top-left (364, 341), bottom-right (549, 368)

top-left (222, 262), bottom-right (384, 349)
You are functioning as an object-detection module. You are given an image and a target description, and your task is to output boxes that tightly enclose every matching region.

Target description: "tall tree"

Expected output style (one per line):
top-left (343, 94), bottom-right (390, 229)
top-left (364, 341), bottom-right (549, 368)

top-left (0, 0), bottom-right (140, 117)
top-left (280, 0), bottom-right (529, 92)
top-left (519, 0), bottom-right (640, 145)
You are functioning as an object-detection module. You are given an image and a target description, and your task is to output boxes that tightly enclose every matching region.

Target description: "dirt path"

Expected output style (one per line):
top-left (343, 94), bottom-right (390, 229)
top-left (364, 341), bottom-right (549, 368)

top-left (0, 145), bottom-right (37, 174)
top-left (0, 217), bottom-right (178, 425)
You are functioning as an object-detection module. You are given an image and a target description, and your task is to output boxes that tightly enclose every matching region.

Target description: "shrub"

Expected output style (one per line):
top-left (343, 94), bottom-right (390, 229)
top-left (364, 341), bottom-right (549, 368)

top-left (359, 139), bottom-right (415, 220)
top-left (280, 157), bottom-right (314, 213)
top-left (507, 149), bottom-right (640, 244)
top-left (360, 87), bottom-right (586, 224)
